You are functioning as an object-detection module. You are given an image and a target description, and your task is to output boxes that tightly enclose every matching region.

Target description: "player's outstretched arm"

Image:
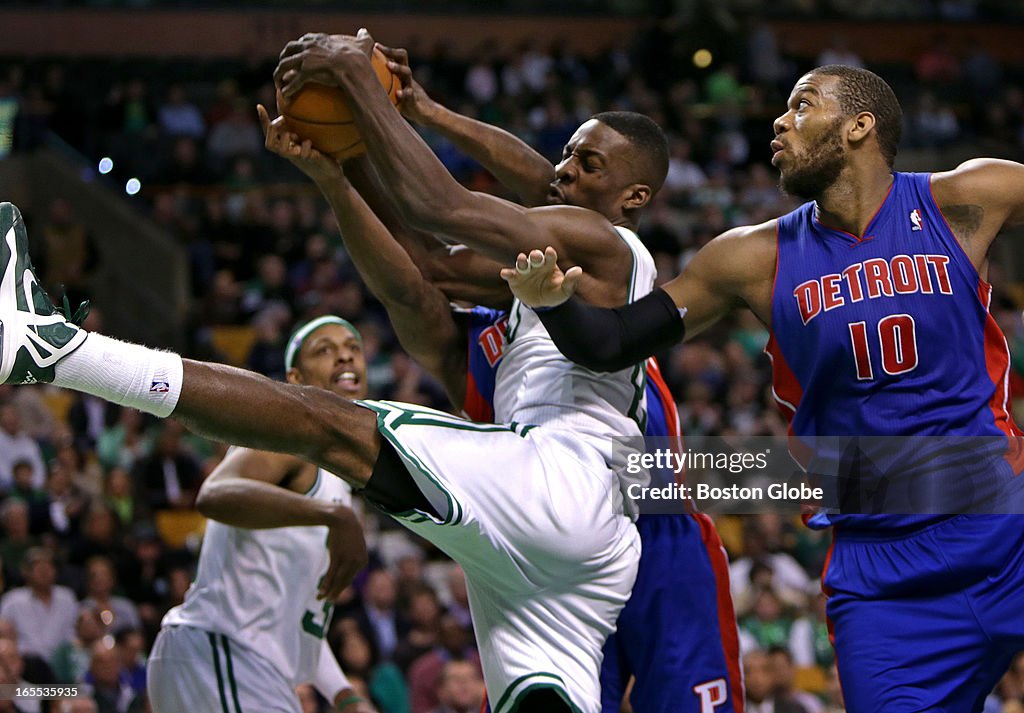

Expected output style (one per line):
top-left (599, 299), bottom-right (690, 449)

top-left (344, 156), bottom-right (511, 310)
top-left (502, 226), bottom-right (772, 371)
top-left (275, 31), bottom-right (632, 305)
top-left (259, 106), bottom-right (468, 404)
top-left (196, 448), bottom-right (367, 600)
top-left (931, 158), bottom-right (1024, 266)
top-left (376, 42), bottom-right (555, 207)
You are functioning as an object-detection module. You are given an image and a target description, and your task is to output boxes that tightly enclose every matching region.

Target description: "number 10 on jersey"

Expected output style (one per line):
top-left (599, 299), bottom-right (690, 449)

top-left (848, 314), bottom-right (919, 380)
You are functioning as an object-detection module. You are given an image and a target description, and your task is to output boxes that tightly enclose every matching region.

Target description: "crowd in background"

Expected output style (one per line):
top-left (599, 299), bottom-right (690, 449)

top-left (3, 6), bottom-right (1024, 713)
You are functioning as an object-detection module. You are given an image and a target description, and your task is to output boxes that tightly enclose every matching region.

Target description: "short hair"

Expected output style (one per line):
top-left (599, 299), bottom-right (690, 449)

top-left (591, 111), bottom-right (669, 194)
top-left (809, 65), bottom-right (903, 169)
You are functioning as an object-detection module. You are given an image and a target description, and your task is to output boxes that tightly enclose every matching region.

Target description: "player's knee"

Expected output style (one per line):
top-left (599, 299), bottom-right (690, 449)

top-left (515, 688), bottom-right (573, 713)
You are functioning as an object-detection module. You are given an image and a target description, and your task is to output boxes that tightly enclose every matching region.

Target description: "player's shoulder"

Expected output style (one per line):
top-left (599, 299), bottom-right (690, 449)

top-left (931, 158), bottom-right (1024, 203)
top-left (525, 204), bottom-right (621, 237)
top-left (704, 219), bottom-right (778, 266)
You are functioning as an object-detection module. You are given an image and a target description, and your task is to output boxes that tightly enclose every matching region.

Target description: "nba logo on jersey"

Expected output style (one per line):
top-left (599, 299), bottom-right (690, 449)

top-left (909, 208), bottom-right (923, 231)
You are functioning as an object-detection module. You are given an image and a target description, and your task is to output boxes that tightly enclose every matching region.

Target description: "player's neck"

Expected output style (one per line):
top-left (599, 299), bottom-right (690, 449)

top-left (814, 166), bottom-right (894, 239)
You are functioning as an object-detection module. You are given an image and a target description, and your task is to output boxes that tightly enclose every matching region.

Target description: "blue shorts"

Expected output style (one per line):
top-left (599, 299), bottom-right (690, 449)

top-left (825, 514), bottom-right (1024, 713)
top-left (600, 514), bottom-right (743, 713)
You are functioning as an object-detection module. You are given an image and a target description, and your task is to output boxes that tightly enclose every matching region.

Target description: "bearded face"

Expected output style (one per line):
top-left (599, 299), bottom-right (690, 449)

top-left (778, 116), bottom-right (847, 200)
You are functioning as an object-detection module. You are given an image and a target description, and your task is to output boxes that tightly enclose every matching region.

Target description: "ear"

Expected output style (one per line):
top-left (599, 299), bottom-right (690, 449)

top-left (286, 367), bottom-right (303, 385)
top-left (623, 184), bottom-right (652, 211)
top-left (847, 110), bottom-right (877, 147)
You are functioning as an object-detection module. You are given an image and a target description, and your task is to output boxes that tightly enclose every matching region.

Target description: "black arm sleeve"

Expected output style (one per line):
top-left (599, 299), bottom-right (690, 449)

top-left (534, 287), bottom-right (685, 372)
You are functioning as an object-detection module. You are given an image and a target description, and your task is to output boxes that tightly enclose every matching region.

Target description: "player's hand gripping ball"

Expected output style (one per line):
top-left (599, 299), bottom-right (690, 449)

top-left (276, 46), bottom-right (400, 161)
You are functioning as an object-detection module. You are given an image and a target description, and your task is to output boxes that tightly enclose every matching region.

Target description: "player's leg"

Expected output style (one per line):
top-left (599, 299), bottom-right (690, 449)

top-left (826, 516), bottom-right (1022, 713)
top-left (356, 399), bottom-right (639, 713)
top-left (968, 514), bottom-right (1024, 704)
top-left (612, 514), bottom-right (741, 713)
top-left (598, 630), bottom-right (628, 713)
top-left (0, 202), bottom-right (382, 487)
top-left (148, 626), bottom-right (300, 713)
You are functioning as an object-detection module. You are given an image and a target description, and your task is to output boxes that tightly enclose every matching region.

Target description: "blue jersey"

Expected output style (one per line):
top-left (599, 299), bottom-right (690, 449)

top-left (768, 171), bottom-right (1023, 530)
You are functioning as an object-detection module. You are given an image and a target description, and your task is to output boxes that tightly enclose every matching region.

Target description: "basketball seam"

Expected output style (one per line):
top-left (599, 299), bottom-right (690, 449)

top-left (285, 116), bottom-right (357, 126)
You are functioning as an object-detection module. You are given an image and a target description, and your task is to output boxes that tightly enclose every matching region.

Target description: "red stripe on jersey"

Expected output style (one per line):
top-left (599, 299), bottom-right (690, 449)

top-left (765, 334), bottom-right (802, 423)
top-left (693, 512), bottom-right (744, 713)
top-left (978, 281), bottom-right (1024, 471)
top-left (462, 372), bottom-right (494, 424)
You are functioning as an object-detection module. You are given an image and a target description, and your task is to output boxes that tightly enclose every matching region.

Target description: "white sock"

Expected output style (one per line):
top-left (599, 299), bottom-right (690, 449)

top-left (54, 333), bottom-right (184, 418)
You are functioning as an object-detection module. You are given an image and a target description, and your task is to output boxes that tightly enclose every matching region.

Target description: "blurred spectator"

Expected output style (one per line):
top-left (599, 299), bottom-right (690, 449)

top-left (394, 585), bottom-right (442, 672)
top-left (0, 617), bottom-right (56, 692)
top-left (0, 403), bottom-right (47, 492)
top-left (739, 588), bottom-right (796, 654)
top-left (768, 646), bottom-right (823, 713)
top-left (0, 501), bottom-right (40, 585)
top-left (332, 619), bottom-right (410, 713)
top-left (51, 608), bottom-right (106, 685)
top-left (429, 660), bottom-right (485, 713)
top-left (744, 649), bottom-right (809, 713)
top-left (730, 518), bottom-right (810, 613)
top-left (789, 591), bottom-right (834, 670)
top-left (408, 615), bottom-right (480, 713)
top-left (68, 504), bottom-right (134, 578)
top-left (10, 461), bottom-right (50, 534)
top-left (205, 99), bottom-right (263, 171)
top-left (67, 395), bottom-right (118, 456)
top-left (131, 421), bottom-right (202, 512)
top-left (815, 35), bottom-right (864, 68)
top-left (915, 35), bottom-right (961, 88)
top-left (80, 557), bottom-right (142, 636)
top-left (443, 566), bottom-right (472, 632)
top-left (0, 548), bottom-right (78, 661)
top-left (153, 136), bottom-right (216, 187)
top-left (102, 468), bottom-right (136, 529)
top-left (157, 84), bottom-right (206, 140)
top-left (909, 92), bottom-right (960, 148)
top-left (0, 638), bottom-right (40, 713)
top-left (112, 630), bottom-right (145, 698)
top-left (38, 199), bottom-right (98, 307)
top-left (356, 569), bottom-right (403, 663)
top-left (0, 386), bottom-right (57, 446)
top-left (83, 641), bottom-right (141, 713)
top-left (96, 410), bottom-right (150, 473)
top-left (44, 462), bottom-right (87, 538)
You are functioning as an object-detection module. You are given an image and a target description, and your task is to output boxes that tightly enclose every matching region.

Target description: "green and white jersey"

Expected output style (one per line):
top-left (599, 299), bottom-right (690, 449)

top-left (162, 467), bottom-right (351, 688)
top-left (497, 227), bottom-right (655, 494)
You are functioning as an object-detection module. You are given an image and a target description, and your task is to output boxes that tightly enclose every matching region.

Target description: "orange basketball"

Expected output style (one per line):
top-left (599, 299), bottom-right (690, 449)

top-left (276, 46), bottom-right (400, 161)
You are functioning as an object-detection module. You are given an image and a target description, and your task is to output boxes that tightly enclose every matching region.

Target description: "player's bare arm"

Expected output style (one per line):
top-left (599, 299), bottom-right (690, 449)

top-left (260, 107), bottom-right (470, 405)
top-left (376, 41), bottom-right (555, 207)
top-left (275, 31), bottom-right (634, 307)
top-left (501, 222), bottom-right (777, 371)
top-left (931, 158), bottom-right (1024, 271)
top-left (196, 447), bottom-right (367, 600)
top-left (343, 155), bottom-right (511, 310)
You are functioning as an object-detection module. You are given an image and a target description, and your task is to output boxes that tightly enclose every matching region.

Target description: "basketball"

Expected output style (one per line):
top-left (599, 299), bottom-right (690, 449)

top-left (276, 46), bottom-right (400, 161)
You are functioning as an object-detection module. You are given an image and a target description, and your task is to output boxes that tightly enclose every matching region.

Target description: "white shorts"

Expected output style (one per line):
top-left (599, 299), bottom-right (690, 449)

top-left (148, 625), bottom-right (300, 713)
top-left (359, 400), bottom-right (641, 713)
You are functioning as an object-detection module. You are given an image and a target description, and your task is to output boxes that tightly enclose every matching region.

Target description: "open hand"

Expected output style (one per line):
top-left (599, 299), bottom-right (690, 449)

top-left (257, 104), bottom-right (342, 184)
top-left (500, 246), bottom-right (582, 308)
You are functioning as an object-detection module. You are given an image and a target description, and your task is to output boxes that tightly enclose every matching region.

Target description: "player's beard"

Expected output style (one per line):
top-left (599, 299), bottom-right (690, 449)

top-left (778, 118), bottom-right (846, 200)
